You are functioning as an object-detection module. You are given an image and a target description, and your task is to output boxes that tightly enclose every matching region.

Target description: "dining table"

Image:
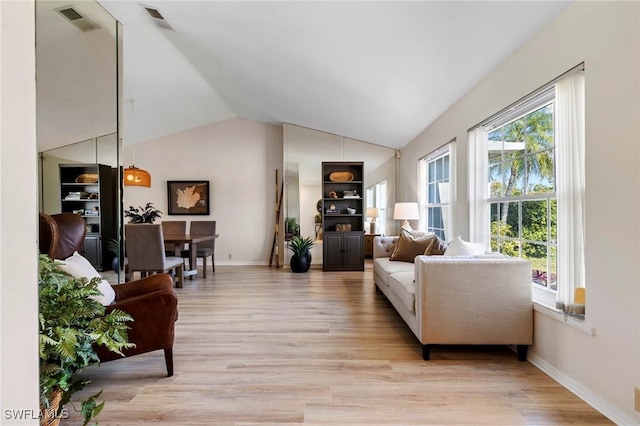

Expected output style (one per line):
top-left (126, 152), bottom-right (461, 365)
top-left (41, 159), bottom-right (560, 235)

top-left (163, 233), bottom-right (219, 279)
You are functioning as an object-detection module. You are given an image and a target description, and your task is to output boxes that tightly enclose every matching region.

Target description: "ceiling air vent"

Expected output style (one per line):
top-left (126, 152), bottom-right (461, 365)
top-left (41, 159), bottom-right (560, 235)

top-left (141, 5), bottom-right (174, 31)
top-left (54, 5), bottom-right (100, 32)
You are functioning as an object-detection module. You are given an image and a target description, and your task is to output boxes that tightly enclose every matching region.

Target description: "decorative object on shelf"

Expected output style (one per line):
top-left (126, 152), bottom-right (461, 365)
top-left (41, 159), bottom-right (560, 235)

top-left (343, 190), bottom-right (359, 198)
top-left (328, 190), bottom-right (338, 199)
top-left (38, 255), bottom-right (133, 426)
top-left (329, 171), bottom-right (354, 182)
top-left (335, 223), bottom-right (352, 232)
top-left (394, 202), bottom-right (419, 231)
top-left (75, 173), bottom-right (98, 183)
top-left (366, 207), bottom-right (379, 234)
top-left (346, 207), bottom-right (356, 214)
top-left (167, 180), bottom-right (210, 215)
top-left (288, 236), bottom-right (314, 273)
top-left (124, 202), bottom-right (162, 223)
top-left (325, 204), bottom-right (339, 214)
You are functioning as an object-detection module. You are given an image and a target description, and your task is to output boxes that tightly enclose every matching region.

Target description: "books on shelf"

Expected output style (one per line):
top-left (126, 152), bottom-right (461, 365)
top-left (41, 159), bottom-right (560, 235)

top-left (64, 191), bottom-right (89, 200)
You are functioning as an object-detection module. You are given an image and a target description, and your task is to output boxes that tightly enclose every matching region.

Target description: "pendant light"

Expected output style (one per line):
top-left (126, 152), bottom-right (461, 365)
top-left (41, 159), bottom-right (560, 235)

top-left (124, 152), bottom-right (151, 187)
top-left (123, 99), bottom-right (151, 187)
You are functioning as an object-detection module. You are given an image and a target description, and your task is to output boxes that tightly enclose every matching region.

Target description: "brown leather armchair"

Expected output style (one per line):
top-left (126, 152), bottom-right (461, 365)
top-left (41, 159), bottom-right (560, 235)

top-left (39, 213), bottom-right (178, 376)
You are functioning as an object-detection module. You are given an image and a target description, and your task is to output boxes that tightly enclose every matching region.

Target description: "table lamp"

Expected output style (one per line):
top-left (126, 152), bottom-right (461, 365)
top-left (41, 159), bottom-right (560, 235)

top-left (393, 202), bottom-right (419, 231)
top-left (366, 207), bottom-right (379, 234)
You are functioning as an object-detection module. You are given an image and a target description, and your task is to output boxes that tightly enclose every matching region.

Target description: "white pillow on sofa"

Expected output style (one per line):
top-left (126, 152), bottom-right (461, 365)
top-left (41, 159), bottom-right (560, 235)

top-left (444, 236), bottom-right (486, 256)
top-left (57, 251), bottom-right (116, 306)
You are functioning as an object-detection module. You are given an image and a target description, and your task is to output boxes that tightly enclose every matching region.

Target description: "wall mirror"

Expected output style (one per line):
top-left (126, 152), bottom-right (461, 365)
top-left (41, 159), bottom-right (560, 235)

top-left (283, 124), bottom-right (397, 266)
top-left (36, 0), bottom-right (123, 282)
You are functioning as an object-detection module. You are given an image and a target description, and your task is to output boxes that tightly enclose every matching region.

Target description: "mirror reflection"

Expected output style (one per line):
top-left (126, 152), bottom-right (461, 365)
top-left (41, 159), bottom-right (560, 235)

top-left (36, 0), bottom-right (123, 281)
top-left (283, 124), bottom-right (397, 266)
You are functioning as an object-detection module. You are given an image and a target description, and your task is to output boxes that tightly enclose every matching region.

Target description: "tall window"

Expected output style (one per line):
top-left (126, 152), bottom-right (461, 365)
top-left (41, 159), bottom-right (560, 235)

top-left (419, 145), bottom-right (451, 240)
top-left (470, 67), bottom-right (585, 310)
top-left (486, 93), bottom-right (557, 291)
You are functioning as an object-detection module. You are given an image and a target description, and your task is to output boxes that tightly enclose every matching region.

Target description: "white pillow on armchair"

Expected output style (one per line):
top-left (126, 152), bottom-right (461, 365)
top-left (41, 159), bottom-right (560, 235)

top-left (56, 251), bottom-right (116, 306)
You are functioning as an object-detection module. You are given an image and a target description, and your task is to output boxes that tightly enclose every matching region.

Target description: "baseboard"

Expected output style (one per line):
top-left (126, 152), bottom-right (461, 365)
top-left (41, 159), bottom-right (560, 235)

top-left (527, 350), bottom-right (638, 425)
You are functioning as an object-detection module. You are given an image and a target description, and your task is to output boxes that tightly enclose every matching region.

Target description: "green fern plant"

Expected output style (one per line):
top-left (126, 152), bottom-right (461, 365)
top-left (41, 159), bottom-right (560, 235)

top-left (39, 254), bottom-right (134, 425)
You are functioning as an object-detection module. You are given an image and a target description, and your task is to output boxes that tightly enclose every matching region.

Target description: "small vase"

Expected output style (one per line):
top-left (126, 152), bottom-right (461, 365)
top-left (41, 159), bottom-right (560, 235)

top-left (290, 253), bottom-right (312, 273)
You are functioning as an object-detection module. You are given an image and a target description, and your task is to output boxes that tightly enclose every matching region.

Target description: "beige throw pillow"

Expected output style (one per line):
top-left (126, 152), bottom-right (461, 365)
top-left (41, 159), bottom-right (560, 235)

top-left (389, 229), bottom-right (436, 262)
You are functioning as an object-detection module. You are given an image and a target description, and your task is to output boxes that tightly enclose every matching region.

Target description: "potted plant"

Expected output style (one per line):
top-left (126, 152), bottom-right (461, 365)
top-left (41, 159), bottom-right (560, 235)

top-left (288, 236), bottom-right (314, 273)
top-left (39, 255), bottom-right (134, 425)
top-left (104, 238), bottom-right (122, 273)
top-left (284, 217), bottom-right (299, 241)
top-left (124, 202), bottom-right (162, 224)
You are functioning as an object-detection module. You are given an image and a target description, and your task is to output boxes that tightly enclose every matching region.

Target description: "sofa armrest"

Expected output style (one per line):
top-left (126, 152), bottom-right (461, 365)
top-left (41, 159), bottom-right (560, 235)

top-left (414, 255), bottom-right (533, 345)
top-left (373, 236), bottom-right (399, 259)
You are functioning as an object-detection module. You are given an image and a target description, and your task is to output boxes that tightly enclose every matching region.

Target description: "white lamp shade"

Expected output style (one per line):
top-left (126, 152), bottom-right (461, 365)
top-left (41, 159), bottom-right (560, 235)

top-left (393, 202), bottom-right (419, 220)
top-left (366, 207), bottom-right (379, 219)
top-left (394, 202), bottom-right (419, 231)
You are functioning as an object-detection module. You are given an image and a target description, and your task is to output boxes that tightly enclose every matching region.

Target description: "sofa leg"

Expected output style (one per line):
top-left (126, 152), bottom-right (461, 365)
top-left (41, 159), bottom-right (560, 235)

top-left (164, 348), bottom-right (174, 377)
top-left (516, 345), bottom-right (528, 362)
top-left (422, 345), bottom-right (432, 361)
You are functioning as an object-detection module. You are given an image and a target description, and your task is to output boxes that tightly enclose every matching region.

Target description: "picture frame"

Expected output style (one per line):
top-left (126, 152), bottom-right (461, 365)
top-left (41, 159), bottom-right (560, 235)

top-left (167, 180), bottom-right (210, 215)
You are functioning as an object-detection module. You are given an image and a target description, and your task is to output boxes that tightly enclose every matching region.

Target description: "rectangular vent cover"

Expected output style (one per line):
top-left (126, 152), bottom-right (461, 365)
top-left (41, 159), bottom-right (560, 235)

top-left (54, 5), bottom-right (100, 32)
top-left (141, 5), bottom-right (174, 31)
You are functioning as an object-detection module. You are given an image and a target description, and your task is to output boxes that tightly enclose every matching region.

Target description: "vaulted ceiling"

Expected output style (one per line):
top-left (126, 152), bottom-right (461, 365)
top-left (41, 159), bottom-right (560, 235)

top-left (98, 1), bottom-right (570, 149)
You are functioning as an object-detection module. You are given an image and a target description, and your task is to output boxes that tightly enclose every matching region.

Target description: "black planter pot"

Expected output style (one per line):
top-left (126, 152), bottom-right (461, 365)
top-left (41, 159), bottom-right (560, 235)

top-left (111, 256), bottom-right (119, 273)
top-left (290, 253), bottom-right (312, 273)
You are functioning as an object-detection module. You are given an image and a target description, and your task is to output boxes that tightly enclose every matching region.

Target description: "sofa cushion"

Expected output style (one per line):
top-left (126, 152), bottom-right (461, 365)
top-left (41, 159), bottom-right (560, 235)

top-left (388, 272), bottom-right (416, 313)
top-left (443, 236), bottom-right (485, 256)
top-left (389, 229), bottom-right (437, 262)
top-left (374, 257), bottom-right (414, 285)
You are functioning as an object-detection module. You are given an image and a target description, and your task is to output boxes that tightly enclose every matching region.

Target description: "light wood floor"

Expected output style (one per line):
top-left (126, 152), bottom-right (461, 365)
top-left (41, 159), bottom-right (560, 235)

top-left (70, 263), bottom-right (612, 425)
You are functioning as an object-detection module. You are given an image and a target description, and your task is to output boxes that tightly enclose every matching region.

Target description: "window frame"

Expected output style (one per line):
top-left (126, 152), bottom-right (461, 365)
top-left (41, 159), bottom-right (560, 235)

top-left (483, 91), bottom-right (558, 307)
top-left (419, 144), bottom-right (452, 241)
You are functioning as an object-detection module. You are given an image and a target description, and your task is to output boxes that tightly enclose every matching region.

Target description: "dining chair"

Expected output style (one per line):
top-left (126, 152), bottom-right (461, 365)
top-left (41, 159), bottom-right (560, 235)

top-left (181, 220), bottom-right (217, 278)
top-left (161, 220), bottom-right (187, 257)
top-left (125, 224), bottom-right (184, 288)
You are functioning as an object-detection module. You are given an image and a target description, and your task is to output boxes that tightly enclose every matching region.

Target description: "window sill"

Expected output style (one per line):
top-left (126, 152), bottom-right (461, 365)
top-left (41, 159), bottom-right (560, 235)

top-left (533, 302), bottom-right (596, 336)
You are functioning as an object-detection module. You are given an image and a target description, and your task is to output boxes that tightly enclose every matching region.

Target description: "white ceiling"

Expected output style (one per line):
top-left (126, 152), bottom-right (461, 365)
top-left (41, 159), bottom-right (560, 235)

top-left (98, 0), bottom-right (571, 149)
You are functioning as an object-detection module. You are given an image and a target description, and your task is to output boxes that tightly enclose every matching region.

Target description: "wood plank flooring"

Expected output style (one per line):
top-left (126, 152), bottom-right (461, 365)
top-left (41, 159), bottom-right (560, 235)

top-left (69, 263), bottom-right (612, 425)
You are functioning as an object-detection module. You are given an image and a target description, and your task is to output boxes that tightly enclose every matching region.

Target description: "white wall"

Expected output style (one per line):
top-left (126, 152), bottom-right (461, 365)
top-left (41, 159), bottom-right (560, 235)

top-left (124, 118), bottom-right (283, 265)
top-left (400, 2), bottom-right (639, 423)
top-left (0, 1), bottom-right (40, 424)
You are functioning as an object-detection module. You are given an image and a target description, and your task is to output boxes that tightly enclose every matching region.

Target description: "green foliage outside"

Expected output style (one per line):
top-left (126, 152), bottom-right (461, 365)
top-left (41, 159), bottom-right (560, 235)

top-left (488, 104), bottom-right (556, 278)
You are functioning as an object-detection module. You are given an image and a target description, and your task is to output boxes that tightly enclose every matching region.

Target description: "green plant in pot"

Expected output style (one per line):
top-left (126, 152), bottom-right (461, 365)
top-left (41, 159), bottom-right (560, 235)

top-left (39, 255), bottom-right (134, 425)
top-left (104, 238), bottom-right (121, 273)
top-left (284, 217), bottom-right (299, 238)
top-left (288, 236), bottom-right (314, 273)
top-left (124, 202), bottom-right (162, 223)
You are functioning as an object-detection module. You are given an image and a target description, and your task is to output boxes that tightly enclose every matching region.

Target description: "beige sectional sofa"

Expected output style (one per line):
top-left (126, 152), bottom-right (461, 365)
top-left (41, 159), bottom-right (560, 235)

top-left (373, 236), bottom-right (533, 361)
